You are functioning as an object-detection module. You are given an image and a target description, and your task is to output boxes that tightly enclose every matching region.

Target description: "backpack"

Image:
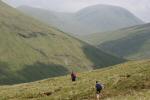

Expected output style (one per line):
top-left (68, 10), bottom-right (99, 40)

top-left (96, 83), bottom-right (102, 90)
top-left (71, 73), bottom-right (76, 78)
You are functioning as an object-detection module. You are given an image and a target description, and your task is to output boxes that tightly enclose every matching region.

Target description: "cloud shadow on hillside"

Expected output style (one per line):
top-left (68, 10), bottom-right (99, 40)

top-left (0, 61), bottom-right (21, 85)
top-left (18, 62), bottom-right (69, 82)
top-left (0, 61), bottom-right (69, 85)
top-left (82, 45), bottom-right (126, 69)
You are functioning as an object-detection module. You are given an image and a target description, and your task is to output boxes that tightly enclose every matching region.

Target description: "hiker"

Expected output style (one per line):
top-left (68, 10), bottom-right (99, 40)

top-left (95, 81), bottom-right (104, 100)
top-left (71, 71), bottom-right (77, 82)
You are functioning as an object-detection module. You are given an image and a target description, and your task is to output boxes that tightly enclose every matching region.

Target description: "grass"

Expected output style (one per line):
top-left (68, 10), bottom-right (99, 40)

top-left (0, 1), bottom-right (125, 84)
top-left (0, 60), bottom-right (149, 100)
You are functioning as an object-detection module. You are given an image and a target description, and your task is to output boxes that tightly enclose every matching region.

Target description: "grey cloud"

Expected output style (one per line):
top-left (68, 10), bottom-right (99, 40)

top-left (3, 0), bottom-right (150, 22)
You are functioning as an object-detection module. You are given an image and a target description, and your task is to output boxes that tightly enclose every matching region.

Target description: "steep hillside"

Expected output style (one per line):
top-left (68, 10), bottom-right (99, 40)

top-left (84, 23), bottom-right (150, 59)
top-left (0, 60), bottom-right (149, 100)
top-left (0, 1), bottom-right (125, 84)
top-left (18, 4), bottom-right (143, 36)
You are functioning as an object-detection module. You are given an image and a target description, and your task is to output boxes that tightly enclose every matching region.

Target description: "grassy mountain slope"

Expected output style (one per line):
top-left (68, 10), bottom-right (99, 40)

top-left (0, 60), bottom-right (149, 100)
top-left (83, 23), bottom-right (150, 59)
top-left (18, 5), bottom-right (143, 36)
top-left (0, 1), bottom-right (125, 85)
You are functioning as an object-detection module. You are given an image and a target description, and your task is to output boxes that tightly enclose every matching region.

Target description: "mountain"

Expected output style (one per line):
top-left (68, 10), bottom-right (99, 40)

top-left (0, 60), bottom-right (149, 99)
top-left (18, 5), bottom-right (144, 36)
top-left (83, 23), bottom-right (150, 59)
top-left (0, 1), bottom-right (125, 85)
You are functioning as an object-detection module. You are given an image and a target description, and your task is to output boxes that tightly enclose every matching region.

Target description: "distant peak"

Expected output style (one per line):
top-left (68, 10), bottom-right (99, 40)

top-left (77, 4), bottom-right (129, 13)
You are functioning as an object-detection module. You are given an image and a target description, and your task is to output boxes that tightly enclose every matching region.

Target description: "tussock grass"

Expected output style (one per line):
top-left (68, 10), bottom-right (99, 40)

top-left (0, 60), bottom-right (149, 100)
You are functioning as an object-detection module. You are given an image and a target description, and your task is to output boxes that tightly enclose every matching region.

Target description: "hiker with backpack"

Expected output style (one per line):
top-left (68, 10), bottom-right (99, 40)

top-left (71, 71), bottom-right (77, 82)
top-left (95, 81), bottom-right (104, 100)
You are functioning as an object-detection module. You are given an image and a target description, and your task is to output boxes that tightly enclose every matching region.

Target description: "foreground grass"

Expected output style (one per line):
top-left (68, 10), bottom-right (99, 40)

top-left (0, 60), bottom-right (149, 100)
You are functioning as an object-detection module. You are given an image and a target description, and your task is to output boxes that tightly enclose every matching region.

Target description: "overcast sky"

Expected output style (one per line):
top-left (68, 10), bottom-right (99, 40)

top-left (3, 0), bottom-right (150, 22)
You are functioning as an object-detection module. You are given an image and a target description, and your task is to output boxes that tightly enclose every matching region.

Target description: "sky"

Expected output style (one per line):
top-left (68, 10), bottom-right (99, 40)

top-left (3, 0), bottom-right (150, 22)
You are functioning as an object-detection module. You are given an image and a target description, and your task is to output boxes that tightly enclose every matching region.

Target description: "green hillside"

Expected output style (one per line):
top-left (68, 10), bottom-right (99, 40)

top-left (0, 1), bottom-right (125, 85)
top-left (17, 4), bottom-right (143, 36)
top-left (0, 60), bottom-right (149, 100)
top-left (83, 23), bottom-right (150, 59)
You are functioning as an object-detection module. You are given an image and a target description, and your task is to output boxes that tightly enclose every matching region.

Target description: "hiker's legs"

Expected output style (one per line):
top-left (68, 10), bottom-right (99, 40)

top-left (96, 90), bottom-right (101, 100)
top-left (72, 77), bottom-right (75, 81)
top-left (96, 94), bottom-right (100, 100)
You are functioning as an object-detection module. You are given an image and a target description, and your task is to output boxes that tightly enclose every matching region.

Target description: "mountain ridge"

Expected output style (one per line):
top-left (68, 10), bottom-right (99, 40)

top-left (83, 23), bottom-right (150, 59)
top-left (17, 4), bottom-right (144, 36)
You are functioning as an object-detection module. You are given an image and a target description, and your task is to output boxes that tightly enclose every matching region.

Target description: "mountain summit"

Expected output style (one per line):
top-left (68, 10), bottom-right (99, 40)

top-left (18, 4), bottom-right (144, 36)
